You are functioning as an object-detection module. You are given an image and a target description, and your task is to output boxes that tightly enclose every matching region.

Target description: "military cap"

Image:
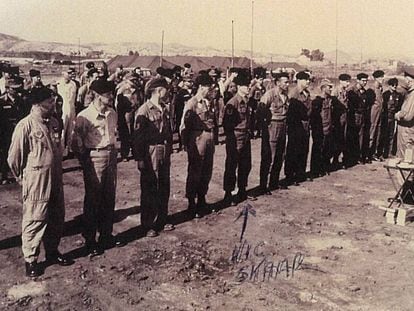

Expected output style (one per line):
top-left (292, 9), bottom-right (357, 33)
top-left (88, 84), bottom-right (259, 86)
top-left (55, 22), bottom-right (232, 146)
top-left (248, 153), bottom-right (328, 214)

top-left (86, 61), bottom-right (95, 69)
top-left (195, 73), bottom-right (214, 86)
top-left (274, 72), bottom-right (289, 80)
top-left (373, 70), bottom-right (385, 78)
top-left (29, 86), bottom-right (54, 104)
top-left (184, 63), bottom-right (191, 68)
top-left (156, 67), bottom-right (167, 76)
top-left (90, 79), bottom-right (114, 95)
top-left (338, 73), bottom-right (351, 81)
top-left (320, 78), bottom-right (333, 89)
top-left (29, 69), bottom-right (41, 77)
top-left (145, 77), bottom-right (169, 95)
top-left (233, 68), bottom-right (251, 86)
top-left (6, 76), bottom-right (23, 88)
top-left (356, 73), bottom-right (368, 80)
top-left (253, 67), bottom-right (266, 79)
top-left (403, 66), bottom-right (414, 79)
top-left (208, 68), bottom-right (218, 77)
top-left (387, 77), bottom-right (398, 86)
top-left (296, 71), bottom-right (310, 80)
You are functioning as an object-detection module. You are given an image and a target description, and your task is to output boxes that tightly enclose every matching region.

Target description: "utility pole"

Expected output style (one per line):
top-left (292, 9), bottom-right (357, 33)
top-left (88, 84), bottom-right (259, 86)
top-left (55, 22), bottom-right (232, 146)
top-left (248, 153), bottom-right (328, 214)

top-left (250, 1), bottom-right (254, 74)
top-left (78, 37), bottom-right (81, 75)
top-left (335, 0), bottom-right (338, 78)
top-left (231, 20), bottom-right (234, 68)
top-left (160, 30), bottom-right (164, 67)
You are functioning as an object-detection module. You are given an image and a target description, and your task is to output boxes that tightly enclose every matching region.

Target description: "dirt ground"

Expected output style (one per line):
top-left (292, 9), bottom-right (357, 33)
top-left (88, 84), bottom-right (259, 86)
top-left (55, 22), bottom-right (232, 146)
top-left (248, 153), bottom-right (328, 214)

top-left (1, 137), bottom-right (414, 311)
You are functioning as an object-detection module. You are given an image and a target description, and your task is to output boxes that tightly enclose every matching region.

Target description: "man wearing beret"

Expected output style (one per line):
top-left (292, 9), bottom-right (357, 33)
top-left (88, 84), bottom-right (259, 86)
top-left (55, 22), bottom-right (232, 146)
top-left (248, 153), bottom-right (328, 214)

top-left (71, 79), bottom-right (123, 256)
top-left (310, 79), bottom-right (338, 177)
top-left (257, 72), bottom-right (290, 194)
top-left (395, 68), bottom-right (414, 160)
top-left (132, 77), bottom-right (175, 237)
top-left (0, 77), bottom-right (27, 184)
top-left (347, 73), bottom-right (370, 164)
top-left (367, 70), bottom-right (385, 162)
top-left (8, 86), bottom-right (72, 277)
top-left (222, 69), bottom-right (255, 205)
top-left (332, 73), bottom-right (351, 168)
top-left (284, 71), bottom-right (312, 185)
top-left (180, 74), bottom-right (215, 217)
top-left (377, 78), bottom-right (403, 158)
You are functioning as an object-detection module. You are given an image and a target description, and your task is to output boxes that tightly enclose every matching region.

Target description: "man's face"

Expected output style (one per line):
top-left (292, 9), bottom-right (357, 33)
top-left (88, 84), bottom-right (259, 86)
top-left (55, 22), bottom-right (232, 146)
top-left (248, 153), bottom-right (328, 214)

top-left (63, 72), bottom-right (71, 82)
top-left (322, 84), bottom-right (333, 96)
top-left (358, 78), bottom-right (368, 88)
top-left (32, 75), bottom-right (41, 83)
top-left (229, 82), bottom-right (237, 93)
top-left (238, 85), bottom-right (250, 97)
top-left (339, 80), bottom-right (350, 89)
top-left (199, 85), bottom-right (211, 98)
top-left (158, 87), bottom-right (169, 104)
top-left (376, 77), bottom-right (384, 85)
top-left (70, 72), bottom-right (77, 80)
top-left (38, 97), bottom-right (56, 117)
top-left (98, 92), bottom-right (114, 107)
top-left (297, 78), bottom-right (310, 89)
top-left (389, 84), bottom-right (398, 91)
top-left (405, 76), bottom-right (414, 89)
top-left (277, 77), bottom-right (289, 92)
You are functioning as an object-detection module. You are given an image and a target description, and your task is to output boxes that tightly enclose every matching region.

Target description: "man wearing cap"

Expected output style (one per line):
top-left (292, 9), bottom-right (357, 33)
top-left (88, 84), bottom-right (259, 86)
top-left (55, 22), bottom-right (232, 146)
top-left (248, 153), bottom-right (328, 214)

top-left (71, 79), bottom-right (122, 256)
top-left (80, 62), bottom-right (95, 86)
top-left (180, 74), bottom-right (215, 217)
top-left (174, 78), bottom-right (193, 151)
top-left (347, 73), bottom-right (370, 164)
top-left (395, 68), bottom-right (414, 160)
top-left (0, 77), bottom-right (27, 184)
top-left (378, 78), bottom-right (403, 158)
top-left (310, 79), bottom-right (338, 177)
top-left (24, 69), bottom-right (43, 91)
top-left (284, 71), bottom-right (312, 185)
top-left (332, 73), bottom-right (351, 168)
top-left (132, 77), bottom-right (175, 237)
top-left (222, 69), bottom-right (255, 205)
top-left (367, 70), bottom-right (385, 161)
top-left (257, 72), bottom-right (290, 194)
top-left (8, 86), bottom-right (72, 277)
top-left (58, 69), bottom-right (78, 157)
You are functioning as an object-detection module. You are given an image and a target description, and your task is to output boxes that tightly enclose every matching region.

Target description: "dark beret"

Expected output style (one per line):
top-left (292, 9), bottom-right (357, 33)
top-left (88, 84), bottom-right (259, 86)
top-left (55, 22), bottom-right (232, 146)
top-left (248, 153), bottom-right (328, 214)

top-left (86, 62), bottom-right (95, 69)
top-left (296, 71), bottom-right (310, 80)
top-left (173, 65), bottom-right (182, 72)
top-left (356, 73), bottom-right (368, 80)
top-left (156, 67), bottom-right (166, 76)
top-left (90, 79), bottom-right (114, 95)
top-left (274, 72), bottom-right (289, 80)
top-left (373, 70), bottom-right (384, 78)
top-left (233, 68), bottom-right (251, 86)
top-left (29, 69), bottom-right (41, 77)
top-left (195, 73), bottom-right (214, 86)
top-left (145, 77), bottom-right (169, 94)
top-left (403, 66), bottom-right (414, 79)
top-left (338, 73), bottom-right (351, 81)
top-left (29, 86), bottom-right (54, 104)
top-left (184, 63), bottom-right (191, 68)
top-left (253, 67), bottom-right (266, 79)
top-left (387, 78), bottom-right (399, 86)
top-left (87, 68), bottom-right (98, 77)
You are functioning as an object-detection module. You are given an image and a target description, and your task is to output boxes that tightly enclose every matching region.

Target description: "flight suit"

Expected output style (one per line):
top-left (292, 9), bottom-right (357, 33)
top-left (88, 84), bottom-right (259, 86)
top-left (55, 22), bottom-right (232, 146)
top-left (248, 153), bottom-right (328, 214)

top-left (132, 100), bottom-right (173, 232)
top-left (8, 111), bottom-right (64, 263)
top-left (257, 87), bottom-right (288, 189)
top-left (347, 85), bottom-right (371, 163)
top-left (180, 96), bottom-right (216, 200)
top-left (223, 94), bottom-right (252, 193)
top-left (396, 89), bottom-right (414, 159)
top-left (368, 83), bottom-right (383, 158)
top-left (285, 87), bottom-right (312, 183)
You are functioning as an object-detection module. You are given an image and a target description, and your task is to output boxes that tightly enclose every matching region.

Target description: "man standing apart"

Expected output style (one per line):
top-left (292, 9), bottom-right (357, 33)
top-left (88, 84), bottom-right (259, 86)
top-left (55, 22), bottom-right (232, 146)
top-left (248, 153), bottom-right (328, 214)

top-left (180, 74), bottom-right (215, 218)
top-left (285, 71), bottom-right (312, 185)
top-left (257, 72), bottom-right (289, 194)
top-left (223, 69), bottom-right (255, 205)
top-left (71, 79), bottom-right (123, 256)
top-left (8, 86), bottom-right (72, 277)
top-left (132, 78), bottom-right (175, 237)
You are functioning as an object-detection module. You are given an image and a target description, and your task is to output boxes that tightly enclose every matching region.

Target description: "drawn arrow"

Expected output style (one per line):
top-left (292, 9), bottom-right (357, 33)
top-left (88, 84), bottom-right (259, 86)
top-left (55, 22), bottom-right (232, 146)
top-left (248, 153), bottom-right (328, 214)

top-left (234, 202), bottom-right (256, 242)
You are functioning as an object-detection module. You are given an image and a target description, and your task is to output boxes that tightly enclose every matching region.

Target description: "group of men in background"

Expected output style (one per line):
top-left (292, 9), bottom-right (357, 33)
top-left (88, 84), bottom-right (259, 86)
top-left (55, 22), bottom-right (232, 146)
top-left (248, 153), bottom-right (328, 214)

top-left (1, 60), bottom-right (413, 278)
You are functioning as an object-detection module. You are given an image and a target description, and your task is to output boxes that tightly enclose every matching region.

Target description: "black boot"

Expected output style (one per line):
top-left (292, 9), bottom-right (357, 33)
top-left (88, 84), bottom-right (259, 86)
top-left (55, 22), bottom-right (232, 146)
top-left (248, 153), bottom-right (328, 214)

top-left (25, 261), bottom-right (41, 278)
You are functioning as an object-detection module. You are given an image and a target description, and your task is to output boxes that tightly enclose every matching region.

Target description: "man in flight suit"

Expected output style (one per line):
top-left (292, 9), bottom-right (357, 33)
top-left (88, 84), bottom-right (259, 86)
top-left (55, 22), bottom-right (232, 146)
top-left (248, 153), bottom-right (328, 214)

top-left (132, 78), bottom-right (175, 237)
top-left (180, 73), bottom-right (215, 218)
top-left (257, 72), bottom-right (290, 194)
top-left (8, 86), bottom-right (72, 278)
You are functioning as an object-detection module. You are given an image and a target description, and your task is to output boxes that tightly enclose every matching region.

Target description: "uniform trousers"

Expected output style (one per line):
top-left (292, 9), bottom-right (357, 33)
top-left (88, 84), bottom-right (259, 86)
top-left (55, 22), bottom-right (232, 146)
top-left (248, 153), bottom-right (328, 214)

top-left (186, 130), bottom-right (215, 199)
top-left (259, 120), bottom-right (286, 188)
top-left (285, 128), bottom-right (309, 182)
top-left (82, 149), bottom-right (117, 242)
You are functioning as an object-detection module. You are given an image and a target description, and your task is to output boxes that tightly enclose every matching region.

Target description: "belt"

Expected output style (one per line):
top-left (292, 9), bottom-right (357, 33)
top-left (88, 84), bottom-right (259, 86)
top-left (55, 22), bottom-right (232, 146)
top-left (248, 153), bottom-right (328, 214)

top-left (88, 145), bottom-right (115, 152)
top-left (270, 119), bottom-right (286, 122)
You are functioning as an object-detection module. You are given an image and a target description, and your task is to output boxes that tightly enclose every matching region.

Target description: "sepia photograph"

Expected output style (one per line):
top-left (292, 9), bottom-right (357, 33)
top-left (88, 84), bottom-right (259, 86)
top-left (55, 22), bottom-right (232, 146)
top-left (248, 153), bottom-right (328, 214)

top-left (1, 0), bottom-right (414, 310)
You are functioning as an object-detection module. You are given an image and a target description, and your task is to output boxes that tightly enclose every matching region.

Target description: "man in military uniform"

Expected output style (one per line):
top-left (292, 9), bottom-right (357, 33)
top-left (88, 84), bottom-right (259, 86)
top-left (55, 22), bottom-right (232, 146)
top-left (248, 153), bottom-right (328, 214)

top-left (0, 77), bottom-right (27, 184)
top-left (347, 73), bottom-right (370, 164)
top-left (132, 78), bottom-right (175, 237)
top-left (284, 71), bottom-right (312, 185)
top-left (173, 77), bottom-right (193, 151)
top-left (24, 69), bottom-right (43, 91)
top-left (378, 78), bottom-right (403, 159)
top-left (180, 74), bottom-right (215, 218)
top-left (257, 72), bottom-right (289, 194)
top-left (8, 86), bottom-right (72, 278)
top-left (71, 79), bottom-right (124, 256)
top-left (367, 70), bottom-right (385, 161)
top-left (223, 69), bottom-right (255, 205)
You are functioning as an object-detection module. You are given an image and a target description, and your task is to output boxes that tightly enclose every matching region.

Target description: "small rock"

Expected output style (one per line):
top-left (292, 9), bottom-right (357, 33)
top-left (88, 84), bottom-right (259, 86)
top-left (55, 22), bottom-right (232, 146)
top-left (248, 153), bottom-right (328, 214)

top-left (348, 285), bottom-right (361, 292)
top-left (298, 291), bottom-right (313, 303)
top-left (338, 231), bottom-right (345, 236)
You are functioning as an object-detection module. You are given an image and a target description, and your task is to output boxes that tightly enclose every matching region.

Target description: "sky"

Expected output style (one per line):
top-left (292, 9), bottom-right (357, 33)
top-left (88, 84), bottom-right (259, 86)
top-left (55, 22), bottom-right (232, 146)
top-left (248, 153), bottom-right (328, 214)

top-left (0, 0), bottom-right (413, 57)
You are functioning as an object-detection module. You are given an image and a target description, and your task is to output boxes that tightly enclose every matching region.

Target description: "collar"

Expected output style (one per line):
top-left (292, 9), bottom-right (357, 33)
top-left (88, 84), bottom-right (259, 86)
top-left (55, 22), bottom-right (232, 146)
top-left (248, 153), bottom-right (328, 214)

top-left (147, 99), bottom-right (164, 112)
top-left (91, 102), bottom-right (109, 119)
